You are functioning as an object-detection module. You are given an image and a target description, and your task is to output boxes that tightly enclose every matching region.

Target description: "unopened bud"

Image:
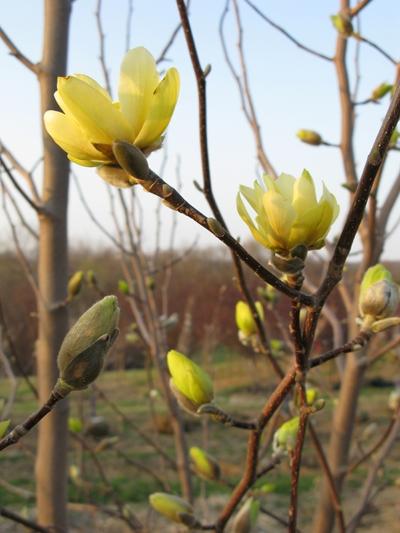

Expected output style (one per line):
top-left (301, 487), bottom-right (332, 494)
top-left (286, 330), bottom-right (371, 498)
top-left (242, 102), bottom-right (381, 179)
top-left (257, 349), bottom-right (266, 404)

top-left (167, 350), bottom-right (214, 414)
top-left (149, 492), bottom-right (195, 525)
top-left (118, 279), bottom-right (130, 295)
top-left (235, 301), bottom-right (264, 338)
top-left (331, 13), bottom-right (353, 36)
top-left (86, 270), bottom-right (97, 286)
top-left (296, 129), bottom-right (322, 146)
top-left (390, 129), bottom-right (400, 148)
top-left (56, 296), bottom-right (120, 393)
top-left (231, 497), bottom-right (260, 533)
top-left (359, 264), bottom-right (399, 321)
top-left (68, 417), bottom-right (83, 433)
top-left (67, 271), bottom-right (84, 300)
top-left (273, 416), bottom-right (299, 455)
top-left (207, 217), bottom-right (226, 238)
top-left (190, 446), bottom-right (221, 481)
top-left (0, 420), bottom-right (10, 439)
top-left (371, 82), bottom-right (393, 101)
top-left (112, 141), bottom-right (150, 182)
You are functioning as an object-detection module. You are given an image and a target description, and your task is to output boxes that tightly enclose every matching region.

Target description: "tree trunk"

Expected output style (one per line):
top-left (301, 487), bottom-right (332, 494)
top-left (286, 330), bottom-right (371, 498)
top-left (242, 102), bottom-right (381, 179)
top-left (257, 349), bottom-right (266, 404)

top-left (35, 1), bottom-right (71, 529)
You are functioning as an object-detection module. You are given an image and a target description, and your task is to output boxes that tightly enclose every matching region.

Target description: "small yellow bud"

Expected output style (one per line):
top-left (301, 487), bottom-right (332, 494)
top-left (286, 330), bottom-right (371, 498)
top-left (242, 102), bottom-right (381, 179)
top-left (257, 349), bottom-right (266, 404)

top-left (331, 13), bottom-right (353, 36)
top-left (359, 264), bottom-right (399, 321)
top-left (167, 350), bottom-right (214, 414)
top-left (235, 301), bottom-right (264, 338)
top-left (231, 497), bottom-right (260, 533)
top-left (296, 129), bottom-right (322, 146)
top-left (68, 417), bottom-right (83, 433)
top-left (149, 492), bottom-right (195, 525)
top-left (371, 82), bottom-right (393, 101)
top-left (56, 296), bottom-right (120, 393)
top-left (273, 416), bottom-right (299, 455)
top-left (118, 279), bottom-right (130, 295)
top-left (67, 270), bottom-right (84, 300)
top-left (189, 447), bottom-right (221, 481)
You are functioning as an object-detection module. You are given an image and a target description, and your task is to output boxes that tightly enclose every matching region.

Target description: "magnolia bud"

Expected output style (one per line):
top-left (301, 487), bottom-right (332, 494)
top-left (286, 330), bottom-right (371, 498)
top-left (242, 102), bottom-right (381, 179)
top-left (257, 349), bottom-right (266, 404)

top-left (149, 492), bottom-right (195, 525)
top-left (97, 165), bottom-right (137, 188)
top-left (55, 296), bottom-right (120, 393)
top-left (390, 129), bottom-right (400, 148)
top-left (296, 129), bottom-right (322, 146)
top-left (359, 264), bottom-right (399, 321)
top-left (167, 350), bottom-right (214, 414)
top-left (67, 271), bottom-right (84, 300)
top-left (86, 270), bottom-right (97, 287)
top-left (371, 82), bottom-right (393, 101)
top-left (235, 301), bottom-right (264, 338)
top-left (331, 13), bottom-right (353, 36)
top-left (273, 416), bottom-right (299, 455)
top-left (112, 141), bottom-right (150, 182)
top-left (0, 420), bottom-right (10, 439)
top-left (189, 446), bottom-right (221, 481)
top-left (68, 417), bottom-right (83, 433)
top-left (231, 497), bottom-right (260, 533)
top-left (118, 279), bottom-right (130, 295)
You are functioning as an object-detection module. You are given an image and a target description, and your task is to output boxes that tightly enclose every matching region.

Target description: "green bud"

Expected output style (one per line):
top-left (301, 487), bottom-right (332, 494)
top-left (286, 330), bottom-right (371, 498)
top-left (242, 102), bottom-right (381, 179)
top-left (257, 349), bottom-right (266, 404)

top-left (86, 270), bottom-right (97, 286)
top-left (371, 82), bottom-right (393, 101)
top-left (189, 446), bottom-right (221, 481)
top-left (232, 497), bottom-right (260, 533)
top-left (68, 417), bottom-right (83, 433)
top-left (331, 13), bottom-right (353, 36)
top-left (149, 492), bottom-right (195, 525)
top-left (112, 141), bottom-right (150, 182)
top-left (67, 271), bottom-right (84, 300)
top-left (97, 165), bottom-right (137, 188)
top-left (389, 129), bottom-right (400, 148)
top-left (167, 350), bottom-right (214, 414)
top-left (296, 129), bottom-right (322, 146)
top-left (359, 264), bottom-right (399, 321)
top-left (235, 301), bottom-right (264, 338)
top-left (273, 416), bottom-right (299, 455)
top-left (56, 296), bottom-right (120, 392)
top-left (118, 279), bottom-right (130, 295)
top-left (0, 420), bottom-right (10, 439)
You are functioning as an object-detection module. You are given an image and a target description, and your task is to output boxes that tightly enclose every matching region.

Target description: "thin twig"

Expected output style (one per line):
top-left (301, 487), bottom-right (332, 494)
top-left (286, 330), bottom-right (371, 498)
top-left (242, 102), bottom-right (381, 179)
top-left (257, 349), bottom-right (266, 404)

top-left (350, 0), bottom-right (373, 17)
top-left (0, 507), bottom-right (49, 533)
top-left (0, 155), bottom-right (44, 214)
top-left (354, 33), bottom-right (397, 66)
top-left (95, 0), bottom-right (112, 95)
top-left (0, 140), bottom-right (41, 202)
top-left (0, 27), bottom-right (38, 73)
top-left (244, 0), bottom-right (332, 62)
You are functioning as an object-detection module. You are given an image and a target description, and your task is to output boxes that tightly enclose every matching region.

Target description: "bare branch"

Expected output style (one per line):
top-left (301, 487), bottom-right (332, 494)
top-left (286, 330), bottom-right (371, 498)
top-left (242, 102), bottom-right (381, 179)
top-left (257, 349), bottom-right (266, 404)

top-left (0, 155), bottom-right (44, 214)
top-left (0, 507), bottom-right (48, 533)
top-left (0, 178), bottom-right (38, 240)
top-left (244, 0), bottom-right (332, 62)
top-left (0, 140), bottom-right (41, 202)
top-left (350, 0), bottom-right (374, 17)
top-left (354, 33), bottom-right (398, 66)
top-left (95, 0), bottom-right (112, 95)
top-left (0, 26), bottom-right (38, 74)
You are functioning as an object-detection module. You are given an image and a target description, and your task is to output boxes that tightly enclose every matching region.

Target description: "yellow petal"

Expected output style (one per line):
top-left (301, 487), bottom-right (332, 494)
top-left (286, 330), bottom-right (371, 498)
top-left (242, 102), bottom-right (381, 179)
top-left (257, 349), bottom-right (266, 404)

top-left (268, 173), bottom-right (295, 201)
top-left (263, 190), bottom-right (295, 247)
top-left (237, 193), bottom-right (269, 247)
top-left (73, 74), bottom-right (112, 101)
top-left (292, 169), bottom-right (317, 214)
top-left (118, 47), bottom-right (159, 139)
top-left (57, 76), bottom-right (131, 143)
top-left (44, 110), bottom-right (108, 163)
top-left (68, 155), bottom-right (98, 167)
top-left (134, 68), bottom-right (180, 148)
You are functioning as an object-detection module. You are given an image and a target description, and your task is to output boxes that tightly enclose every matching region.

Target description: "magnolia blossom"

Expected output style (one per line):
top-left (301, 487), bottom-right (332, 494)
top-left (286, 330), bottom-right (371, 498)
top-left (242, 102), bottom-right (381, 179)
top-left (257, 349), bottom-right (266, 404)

top-left (237, 170), bottom-right (339, 254)
top-left (44, 47), bottom-right (179, 186)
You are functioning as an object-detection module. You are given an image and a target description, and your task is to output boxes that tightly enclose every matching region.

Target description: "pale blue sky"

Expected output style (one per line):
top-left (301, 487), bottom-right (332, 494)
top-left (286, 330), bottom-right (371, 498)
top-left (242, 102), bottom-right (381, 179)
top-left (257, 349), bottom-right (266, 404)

top-left (1, 0), bottom-right (399, 258)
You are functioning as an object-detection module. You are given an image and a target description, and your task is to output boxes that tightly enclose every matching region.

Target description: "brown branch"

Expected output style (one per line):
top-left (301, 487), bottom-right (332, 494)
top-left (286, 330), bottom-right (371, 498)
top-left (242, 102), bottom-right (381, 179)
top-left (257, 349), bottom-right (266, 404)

top-left (0, 507), bottom-right (49, 533)
top-left (0, 27), bottom-right (38, 73)
top-left (350, 0), bottom-right (373, 17)
top-left (244, 0), bottom-right (332, 62)
top-left (288, 409), bottom-right (309, 533)
top-left (317, 82), bottom-right (400, 304)
top-left (95, 0), bottom-right (112, 95)
top-left (0, 155), bottom-right (44, 214)
top-left (0, 179), bottom-right (38, 240)
top-left (0, 140), bottom-right (41, 202)
top-left (308, 330), bottom-right (372, 368)
top-left (354, 33), bottom-right (398, 66)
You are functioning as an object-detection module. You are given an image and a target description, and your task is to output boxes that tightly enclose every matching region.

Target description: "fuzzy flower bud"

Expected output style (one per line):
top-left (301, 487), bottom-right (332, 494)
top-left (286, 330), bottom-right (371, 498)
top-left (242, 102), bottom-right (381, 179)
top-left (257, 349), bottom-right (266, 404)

top-left (56, 296), bottom-right (119, 393)
top-left (149, 492), bottom-right (195, 526)
top-left (190, 447), bottom-right (221, 481)
top-left (273, 416), bottom-right (299, 455)
top-left (331, 13), bottom-right (353, 36)
top-left (359, 264), bottom-right (399, 321)
top-left (235, 301), bottom-right (264, 338)
top-left (231, 497), bottom-right (260, 533)
top-left (296, 129), bottom-right (322, 146)
top-left (167, 350), bottom-right (214, 414)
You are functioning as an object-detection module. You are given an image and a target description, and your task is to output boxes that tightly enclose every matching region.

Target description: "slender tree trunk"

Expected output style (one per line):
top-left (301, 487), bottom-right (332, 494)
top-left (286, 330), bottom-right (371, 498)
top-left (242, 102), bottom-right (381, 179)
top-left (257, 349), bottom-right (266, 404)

top-left (35, 1), bottom-right (71, 529)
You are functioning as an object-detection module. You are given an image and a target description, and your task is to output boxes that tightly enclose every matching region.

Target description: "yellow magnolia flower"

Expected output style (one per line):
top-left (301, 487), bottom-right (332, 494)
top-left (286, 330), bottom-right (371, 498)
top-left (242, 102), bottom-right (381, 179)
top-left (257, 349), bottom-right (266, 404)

top-left (44, 47), bottom-right (179, 185)
top-left (237, 170), bottom-right (339, 254)
top-left (189, 446), bottom-right (220, 481)
top-left (149, 492), bottom-right (194, 525)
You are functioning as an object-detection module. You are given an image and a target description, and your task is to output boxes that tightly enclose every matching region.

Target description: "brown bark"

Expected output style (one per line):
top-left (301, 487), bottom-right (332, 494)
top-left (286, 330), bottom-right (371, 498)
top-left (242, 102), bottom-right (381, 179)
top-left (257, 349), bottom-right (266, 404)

top-left (35, 0), bottom-right (71, 529)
